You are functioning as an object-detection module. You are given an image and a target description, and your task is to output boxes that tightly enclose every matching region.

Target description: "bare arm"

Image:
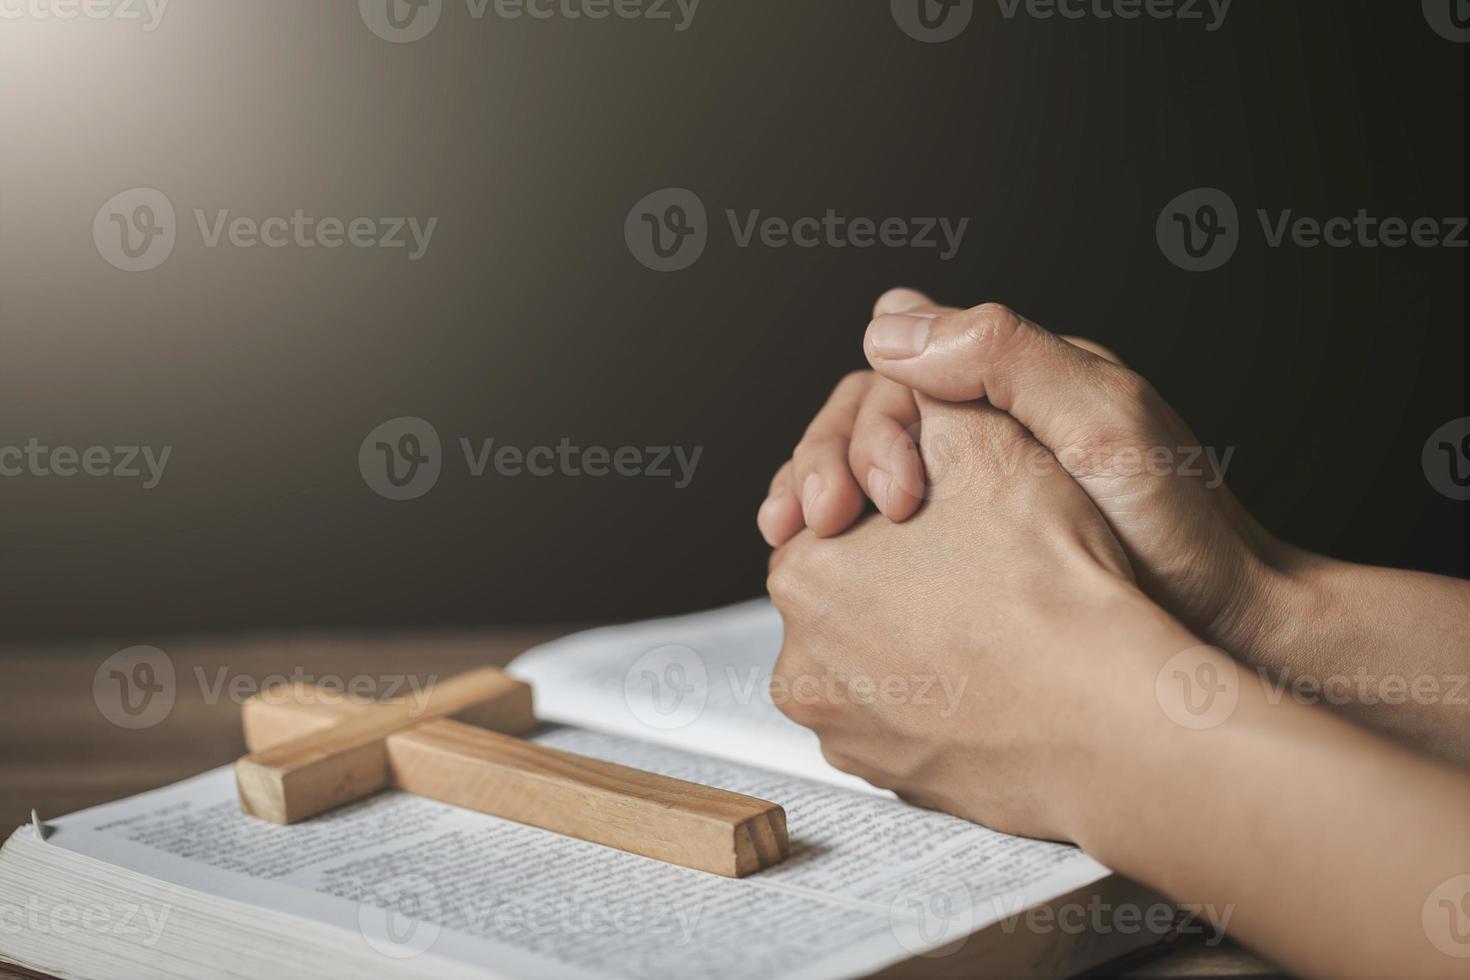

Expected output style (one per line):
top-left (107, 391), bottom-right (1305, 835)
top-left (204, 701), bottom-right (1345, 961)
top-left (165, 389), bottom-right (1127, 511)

top-left (1067, 594), bottom-right (1470, 978)
top-left (1250, 551), bottom-right (1470, 767)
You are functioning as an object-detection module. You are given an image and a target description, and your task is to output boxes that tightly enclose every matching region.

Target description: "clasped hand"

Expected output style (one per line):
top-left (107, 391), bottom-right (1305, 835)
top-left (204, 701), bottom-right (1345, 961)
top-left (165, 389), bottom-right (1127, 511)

top-left (760, 288), bottom-right (1470, 854)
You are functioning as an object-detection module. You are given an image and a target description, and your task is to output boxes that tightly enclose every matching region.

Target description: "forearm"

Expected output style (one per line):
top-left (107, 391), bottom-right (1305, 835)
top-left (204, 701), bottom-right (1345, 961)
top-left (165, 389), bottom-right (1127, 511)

top-left (1063, 604), bottom-right (1470, 977)
top-left (1244, 549), bottom-right (1470, 767)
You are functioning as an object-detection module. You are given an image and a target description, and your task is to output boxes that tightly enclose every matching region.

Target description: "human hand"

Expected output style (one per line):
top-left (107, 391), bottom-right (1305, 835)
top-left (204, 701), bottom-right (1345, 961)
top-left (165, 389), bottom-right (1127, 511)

top-left (763, 357), bottom-right (1470, 980)
top-left (758, 288), bottom-right (1294, 670)
top-left (765, 392), bottom-right (1201, 841)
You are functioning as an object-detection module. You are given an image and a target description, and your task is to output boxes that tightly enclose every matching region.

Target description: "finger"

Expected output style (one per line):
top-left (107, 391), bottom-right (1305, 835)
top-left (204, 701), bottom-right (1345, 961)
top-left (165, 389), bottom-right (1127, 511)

top-left (757, 460), bottom-right (804, 547)
top-left (870, 297), bottom-right (1118, 370)
top-left (873, 288), bottom-right (964, 324)
top-left (1061, 334), bottom-right (1126, 366)
top-left (872, 287), bottom-right (937, 316)
top-left (864, 302), bottom-right (1148, 454)
top-left (791, 372), bottom-right (871, 537)
top-left (910, 391), bottom-right (1053, 493)
top-left (847, 377), bottom-right (925, 521)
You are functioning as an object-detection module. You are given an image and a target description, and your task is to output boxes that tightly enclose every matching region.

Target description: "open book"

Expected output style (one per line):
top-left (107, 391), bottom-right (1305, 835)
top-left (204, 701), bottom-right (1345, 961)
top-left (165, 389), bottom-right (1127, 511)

top-left (0, 600), bottom-right (1175, 979)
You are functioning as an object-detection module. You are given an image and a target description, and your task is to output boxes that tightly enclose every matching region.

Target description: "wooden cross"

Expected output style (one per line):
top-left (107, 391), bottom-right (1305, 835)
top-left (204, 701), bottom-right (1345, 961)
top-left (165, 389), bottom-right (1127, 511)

top-left (234, 667), bottom-right (789, 878)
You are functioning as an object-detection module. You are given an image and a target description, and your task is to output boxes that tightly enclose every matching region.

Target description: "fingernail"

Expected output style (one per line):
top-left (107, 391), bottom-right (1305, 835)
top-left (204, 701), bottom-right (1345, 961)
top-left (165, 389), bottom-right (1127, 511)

top-left (866, 467), bottom-right (891, 514)
top-left (867, 313), bottom-right (934, 359)
top-left (801, 473), bottom-right (824, 512)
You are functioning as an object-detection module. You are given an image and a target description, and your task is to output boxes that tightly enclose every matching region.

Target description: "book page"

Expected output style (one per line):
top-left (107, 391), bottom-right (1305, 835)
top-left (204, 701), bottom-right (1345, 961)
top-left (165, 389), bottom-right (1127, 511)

top-left (24, 725), bottom-right (1112, 980)
top-left (509, 600), bottom-right (881, 792)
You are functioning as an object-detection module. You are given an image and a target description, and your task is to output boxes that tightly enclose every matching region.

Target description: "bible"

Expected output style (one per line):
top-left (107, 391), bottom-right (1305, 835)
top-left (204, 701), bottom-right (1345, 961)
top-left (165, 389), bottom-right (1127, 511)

top-left (0, 600), bottom-right (1177, 979)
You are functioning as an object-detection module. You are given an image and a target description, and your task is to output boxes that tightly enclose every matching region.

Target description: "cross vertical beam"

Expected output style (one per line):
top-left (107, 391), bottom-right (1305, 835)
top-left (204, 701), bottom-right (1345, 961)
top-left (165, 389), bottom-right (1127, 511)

top-left (234, 670), bottom-right (789, 878)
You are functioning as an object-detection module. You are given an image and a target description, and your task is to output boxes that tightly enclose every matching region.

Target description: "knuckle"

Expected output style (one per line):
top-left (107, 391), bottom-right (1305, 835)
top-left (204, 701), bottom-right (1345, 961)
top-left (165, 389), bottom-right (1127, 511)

top-left (973, 301), bottom-right (1018, 323)
top-left (1104, 366), bottom-right (1155, 407)
top-left (818, 744), bottom-right (859, 775)
top-left (819, 745), bottom-right (888, 789)
top-left (962, 303), bottom-right (1027, 356)
top-left (792, 434), bottom-right (842, 465)
top-left (849, 415), bottom-right (900, 466)
top-left (769, 634), bottom-right (847, 730)
top-left (770, 651), bottom-right (813, 722)
top-left (765, 562), bottom-right (799, 608)
top-left (1097, 366), bottom-right (1165, 430)
top-left (781, 685), bottom-right (836, 729)
top-left (774, 685), bottom-right (811, 725)
top-left (764, 543), bottom-right (812, 609)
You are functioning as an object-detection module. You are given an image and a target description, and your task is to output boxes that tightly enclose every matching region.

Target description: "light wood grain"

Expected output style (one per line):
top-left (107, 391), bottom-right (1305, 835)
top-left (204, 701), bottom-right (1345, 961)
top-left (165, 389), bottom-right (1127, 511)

top-left (389, 719), bottom-right (788, 877)
top-left (244, 681), bottom-right (788, 877)
top-left (240, 681), bottom-right (371, 747)
top-left (236, 668), bottom-right (534, 822)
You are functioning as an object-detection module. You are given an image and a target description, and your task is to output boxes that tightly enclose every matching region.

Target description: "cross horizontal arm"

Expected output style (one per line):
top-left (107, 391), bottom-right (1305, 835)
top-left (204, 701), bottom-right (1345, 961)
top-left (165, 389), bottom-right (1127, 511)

top-left (235, 668), bottom-right (534, 823)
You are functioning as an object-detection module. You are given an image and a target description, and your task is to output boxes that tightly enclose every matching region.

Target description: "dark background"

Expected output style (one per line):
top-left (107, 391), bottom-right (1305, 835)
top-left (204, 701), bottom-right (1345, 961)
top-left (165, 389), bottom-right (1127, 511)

top-left (0, 0), bottom-right (1463, 642)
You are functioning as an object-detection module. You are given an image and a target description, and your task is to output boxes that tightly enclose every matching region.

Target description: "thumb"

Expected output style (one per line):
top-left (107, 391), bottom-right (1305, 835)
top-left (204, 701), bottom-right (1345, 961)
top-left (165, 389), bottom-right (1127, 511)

top-left (871, 287), bottom-right (944, 316)
top-left (863, 302), bottom-right (1149, 453)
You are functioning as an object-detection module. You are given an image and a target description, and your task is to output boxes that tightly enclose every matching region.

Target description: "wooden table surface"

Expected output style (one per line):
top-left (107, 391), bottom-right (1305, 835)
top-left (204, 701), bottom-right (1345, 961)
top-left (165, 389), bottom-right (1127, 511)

top-left (0, 630), bottom-right (1282, 979)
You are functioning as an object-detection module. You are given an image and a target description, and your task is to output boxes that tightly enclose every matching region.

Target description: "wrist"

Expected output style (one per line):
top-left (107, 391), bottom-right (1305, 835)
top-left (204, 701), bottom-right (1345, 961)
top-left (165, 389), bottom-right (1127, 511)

top-left (1056, 596), bottom-right (1270, 873)
top-left (1041, 577), bottom-right (1210, 849)
top-left (1209, 543), bottom-right (1343, 673)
